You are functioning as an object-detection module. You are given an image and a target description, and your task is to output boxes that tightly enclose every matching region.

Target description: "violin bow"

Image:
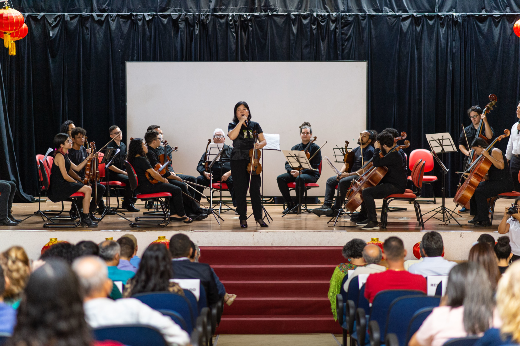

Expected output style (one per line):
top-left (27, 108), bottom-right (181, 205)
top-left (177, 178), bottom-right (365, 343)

top-left (461, 124), bottom-right (470, 151)
top-left (360, 133), bottom-right (364, 169)
top-left (309, 141), bottom-right (328, 161)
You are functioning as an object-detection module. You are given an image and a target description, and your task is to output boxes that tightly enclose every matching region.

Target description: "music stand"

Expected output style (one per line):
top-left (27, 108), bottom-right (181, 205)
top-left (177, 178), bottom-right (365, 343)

top-left (281, 150), bottom-right (314, 216)
top-left (421, 133), bottom-right (462, 226)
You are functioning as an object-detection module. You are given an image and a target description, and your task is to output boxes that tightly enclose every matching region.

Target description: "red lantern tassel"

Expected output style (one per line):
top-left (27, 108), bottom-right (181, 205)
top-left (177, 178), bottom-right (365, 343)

top-left (3, 32), bottom-right (9, 48)
top-left (9, 41), bottom-right (15, 55)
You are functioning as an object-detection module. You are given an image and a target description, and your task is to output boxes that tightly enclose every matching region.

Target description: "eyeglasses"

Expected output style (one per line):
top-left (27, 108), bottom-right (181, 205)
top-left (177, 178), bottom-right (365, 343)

top-left (67, 139), bottom-right (73, 143)
top-left (469, 115), bottom-right (480, 119)
top-left (213, 135), bottom-right (225, 139)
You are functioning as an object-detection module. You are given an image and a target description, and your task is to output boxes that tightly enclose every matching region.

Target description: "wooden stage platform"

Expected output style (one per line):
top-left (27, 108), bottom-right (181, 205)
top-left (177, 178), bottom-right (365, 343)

top-left (1, 197), bottom-right (507, 261)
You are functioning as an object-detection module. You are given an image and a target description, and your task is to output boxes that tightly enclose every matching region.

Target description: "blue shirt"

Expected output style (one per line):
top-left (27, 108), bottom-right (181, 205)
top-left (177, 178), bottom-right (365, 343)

top-left (408, 256), bottom-right (457, 277)
top-left (117, 259), bottom-right (137, 273)
top-left (107, 266), bottom-right (135, 284)
top-left (0, 302), bottom-right (16, 334)
top-left (130, 256), bottom-right (141, 268)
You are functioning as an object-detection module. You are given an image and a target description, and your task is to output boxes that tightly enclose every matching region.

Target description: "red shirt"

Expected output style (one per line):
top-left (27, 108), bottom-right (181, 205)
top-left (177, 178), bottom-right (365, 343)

top-left (364, 270), bottom-right (427, 303)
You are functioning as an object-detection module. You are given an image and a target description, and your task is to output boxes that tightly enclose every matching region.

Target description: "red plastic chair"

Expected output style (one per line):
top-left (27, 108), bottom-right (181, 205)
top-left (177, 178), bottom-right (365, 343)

top-left (286, 160), bottom-right (322, 212)
top-left (211, 182), bottom-right (235, 213)
top-left (408, 149), bottom-right (437, 203)
top-left (489, 171), bottom-right (520, 222)
top-left (98, 161), bottom-right (127, 209)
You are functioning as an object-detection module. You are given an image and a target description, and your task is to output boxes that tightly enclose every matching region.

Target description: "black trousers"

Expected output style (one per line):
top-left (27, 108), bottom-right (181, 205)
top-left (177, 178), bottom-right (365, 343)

top-left (276, 172), bottom-right (318, 205)
top-left (106, 171), bottom-right (136, 204)
top-left (323, 175), bottom-right (359, 209)
top-left (510, 156), bottom-right (520, 192)
top-left (89, 183), bottom-right (106, 212)
top-left (195, 174), bottom-right (235, 205)
top-left (470, 179), bottom-right (513, 222)
top-left (231, 159), bottom-right (262, 220)
top-left (362, 183), bottom-right (404, 222)
top-left (168, 177), bottom-right (200, 215)
top-left (0, 180), bottom-right (16, 218)
top-left (138, 182), bottom-right (186, 216)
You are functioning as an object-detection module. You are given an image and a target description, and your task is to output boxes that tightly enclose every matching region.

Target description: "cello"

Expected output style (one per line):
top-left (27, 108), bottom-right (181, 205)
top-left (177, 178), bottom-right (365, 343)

top-left (465, 94), bottom-right (497, 169)
top-left (343, 140), bottom-right (355, 173)
top-left (454, 129), bottom-right (510, 207)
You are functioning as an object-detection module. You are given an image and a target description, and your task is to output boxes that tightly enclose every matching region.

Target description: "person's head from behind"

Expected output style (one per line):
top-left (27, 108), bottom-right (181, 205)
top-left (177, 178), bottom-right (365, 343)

top-left (497, 261), bottom-right (520, 343)
top-left (382, 128), bottom-right (399, 138)
top-left (445, 262), bottom-right (494, 334)
top-left (0, 246), bottom-right (30, 301)
top-left (11, 259), bottom-right (92, 346)
top-left (0, 264), bottom-right (8, 302)
top-left (477, 234), bottom-right (496, 248)
top-left (121, 234), bottom-right (138, 255)
top-left (342, 239), bottom-right (366, 261)
top-left (188, 241), bottom-right (200, 262)
top-left (383, 236), bottom-right (406, 264)
top-left (40, 242), bottom-right (76, 264)
top-left (98, 240), bottom-right (121, 266)
top-left (74, 241), bottom-right (99, 258)
top-left (128, 243), bottom-right (172, 296)
top-left (117, 236), bottom-right (136, 261)
top-left (494, 236), bottom-right (512, 264)
top-left (72, 256), bottom-right (112, 300)
top-left (421, 231), bottom-right (444, 257)
top-left (127, 137), bottom-right (147, 165)
top-left (376, 131), bottom-right (395, 153)
top-left (169, 233), bottom-right (192, 258)
top-left (469, 242), bottom-right (501, 290)
top-left (362, 244), bottom-right (382, 265)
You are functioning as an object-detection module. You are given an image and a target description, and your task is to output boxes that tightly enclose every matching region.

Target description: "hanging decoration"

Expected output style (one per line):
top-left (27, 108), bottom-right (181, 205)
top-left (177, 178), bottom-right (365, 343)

top-left (41, 238), bottom-right (69, 254)
top-left (150, 236), bottom-right (170, 249)
top-left (0, 4), bottom-right (26, 55)
top-left (413, 241), bottom-right (445, 259)
top-left (515, 19), bottom-right (520, 37)
top-left (368, 238), bottom-right (384, 253)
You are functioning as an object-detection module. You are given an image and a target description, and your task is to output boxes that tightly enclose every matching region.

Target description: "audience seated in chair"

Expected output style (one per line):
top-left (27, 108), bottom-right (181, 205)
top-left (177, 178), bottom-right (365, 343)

top-left (328, 238), bottom-right (366, 321)
top-left (0, 264), bottom-right (15, 334)
top-left (0, 246), bottom-right (30, 309)
top-left (40, 242), bottom-right (76, 264)
top-left (120, 234), bottom-right (141, 268)
top-left (74, 240), bottom-right (100, 259)
top-left (169, 234), bottom-right (220, 307)
top-left (498, 196), bottom-right (520, 262)
top-left (99, 240), bottom-right (135, 285)
top-left (409, 262), bottom-right (501, 346)
top-left (116, 236), bottom-right (137, 273)
top-left (495, 236), bottom-right (513, 275)
top-left (344, 243), bottom-right (386, 292)
top-left (123, 243), bottom-right (183, 298)
top-left (408, 231), bottom-right (456, 277)
top-left (468, 242), bottom-right (501, 291)
top-left (364, 236), bottom-right (426, 303)
top-left (477, 234), bottom-right (496, 248)
top-left (72, 256), bottom-right (189, 346)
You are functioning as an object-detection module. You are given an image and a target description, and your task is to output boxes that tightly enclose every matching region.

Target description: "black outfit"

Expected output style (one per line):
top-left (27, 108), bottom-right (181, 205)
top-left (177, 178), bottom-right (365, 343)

top-left (47, 153), bottom-right (84, 202)
top-left (195, 144), bottom-right (235, 204)
top-left (228, 120), bottom-right (264, 221)
top-left (498, 266), bottom-right (508, 274)
top-left (323, 145), bottom-right (375, 208)
top-left (459, 124), bottom-right (495, 169)
top-left (361, 148), bottom-right (407, 222)
top-left (509, 155), bottom-right (520, 192)
top-left (277, 142), bottom-right (322, 207)
top-left (68, 147), bottom-right (106, 212)
top-left (0, 180), bottom-right (16, 219)
top-left (470, 152), bottom-right (513, 223)
top-left (171, 259), bottom-right (220, 307)
top-left (106, 141), bottom-right (136, 205)
top-left (130, 156), bottom-right (186, 216)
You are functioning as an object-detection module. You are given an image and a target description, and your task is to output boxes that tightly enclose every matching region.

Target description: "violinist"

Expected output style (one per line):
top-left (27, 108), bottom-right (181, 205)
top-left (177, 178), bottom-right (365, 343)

top-left (382, 128), bottom-right (408, 171)
top-left (59, 120), bottom-right (75, 137)
top-left (276, 122), bottom-right (322, 214)
top-left (467, 137), bottom-right (512, 227)
top-left (194, 128), bottom-right (235, 205)
top-left (144, 130), bottom-right (207, 221)
top-left (227, 101), bottom-right (267, 228)
top-left (68, 127), bottom-right (106, 218)
top-left (505, 102), bottom-right (520, 192)
top-left (358, 131), bottom-right (407, 230)
top-left (313, 130), bottom-right (376, 217)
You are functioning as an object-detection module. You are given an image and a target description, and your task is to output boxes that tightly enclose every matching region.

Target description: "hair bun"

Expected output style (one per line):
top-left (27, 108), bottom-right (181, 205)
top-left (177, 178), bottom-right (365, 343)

top-left (299, 122), bottom-right (311, 129)
top-left (497, 236), bottom-right (510, 246)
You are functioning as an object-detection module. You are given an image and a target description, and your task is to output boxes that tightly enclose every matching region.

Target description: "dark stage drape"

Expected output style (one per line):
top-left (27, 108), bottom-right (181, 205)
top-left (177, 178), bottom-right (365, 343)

top-left (3, 1), bottom-right (520, 198)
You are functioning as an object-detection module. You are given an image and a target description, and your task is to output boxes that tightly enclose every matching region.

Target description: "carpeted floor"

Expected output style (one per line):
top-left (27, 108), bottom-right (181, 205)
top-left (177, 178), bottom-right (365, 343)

top-left (215, 334), bottom-right (342, 346)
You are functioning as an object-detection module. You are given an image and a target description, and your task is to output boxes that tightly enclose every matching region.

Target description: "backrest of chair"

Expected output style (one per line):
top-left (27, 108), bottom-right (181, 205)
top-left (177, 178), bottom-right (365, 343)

top-left (98, 163), bottom-right (106, 179)
top-left (412, 160), bottom-right (426, 189)
top-left (0, 334), bottom-right (10, 346)
top-left (183, 289), bottom-right (200, 319)
top-left (158, 309), bottom-right (189, 332)
top-left (132, 292), bottom-right (194, 332)
top-left (38, 160), bottom-right (50, 190)
top-left (93, 325), bottom-right (167, 346)
top-left (358, 285), bottom-right (370, 315)
top-left (409, 149), bottom-right (434, 173)
top-left (124, 161), bottom-right (138, 191)
top-left (427, 276), bottom-right (448, 296)
top-left (345, 275), bottom-right (360, 305)
top-left (198, 284), bottom-right (208, 312)
top-left (443, 336), bottom-right (481, 346)
top-left (405, 307), bottom-right (434, 346)
top-left (319, 160), bottom-right (322, 175)
top-left (385, 295), bottom-right (441, 346)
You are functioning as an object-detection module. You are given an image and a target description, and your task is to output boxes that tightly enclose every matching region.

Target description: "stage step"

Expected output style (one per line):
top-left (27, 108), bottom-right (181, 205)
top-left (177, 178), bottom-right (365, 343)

top-left (224, 297), bottom-right (332, 316)
top-left (217, 315), bottom-right (340, 334)
top-left (212, 264), bottom-right (337, 281)
top-left (222, 280), bottom-right (330, 298)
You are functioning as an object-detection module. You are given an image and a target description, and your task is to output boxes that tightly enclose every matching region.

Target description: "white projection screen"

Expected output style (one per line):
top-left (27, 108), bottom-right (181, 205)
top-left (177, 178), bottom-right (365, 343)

top-left (127, 61), bottom-right (367, 197)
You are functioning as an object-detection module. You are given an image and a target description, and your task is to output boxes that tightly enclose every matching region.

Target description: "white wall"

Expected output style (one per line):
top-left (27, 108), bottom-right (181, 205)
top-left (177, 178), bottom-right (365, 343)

top-left (126, 61), bottom-right (367, 197)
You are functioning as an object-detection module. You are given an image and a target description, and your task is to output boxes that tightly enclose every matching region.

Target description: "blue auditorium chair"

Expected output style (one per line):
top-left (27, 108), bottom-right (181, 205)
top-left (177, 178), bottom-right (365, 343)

top-left (443, 336), bottom-right (481, 346)
top-left (157, 309), bottom-right (189, 332)
top-left (386, 333), bottom-right (400, 346)
top-left (337, 276), bottom-right (361, 346)
top-left (405, 307), bottom-right (434, 346)
top-left (93, 325), bottom-right (167, 346)
top-left (0, 333), bottom-right (10, 346)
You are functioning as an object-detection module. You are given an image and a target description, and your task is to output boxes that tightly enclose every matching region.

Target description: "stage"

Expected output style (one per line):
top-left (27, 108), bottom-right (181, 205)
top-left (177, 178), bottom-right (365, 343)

top-left (1, 196), bottom-right (506, 261)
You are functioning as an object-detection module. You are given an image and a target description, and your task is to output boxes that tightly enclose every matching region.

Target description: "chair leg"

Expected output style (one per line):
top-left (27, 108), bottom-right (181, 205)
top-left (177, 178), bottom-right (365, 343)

top-left (414, 201), bottom-right (425, 229)
top-left (489, 197), bottom-right (497, 223)
top-left (381, 199), bottom-right (388, 229)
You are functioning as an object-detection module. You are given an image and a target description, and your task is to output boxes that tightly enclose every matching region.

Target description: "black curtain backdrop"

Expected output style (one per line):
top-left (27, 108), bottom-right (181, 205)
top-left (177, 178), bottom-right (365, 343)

top-left (3, 1), bottom-right (520, 199)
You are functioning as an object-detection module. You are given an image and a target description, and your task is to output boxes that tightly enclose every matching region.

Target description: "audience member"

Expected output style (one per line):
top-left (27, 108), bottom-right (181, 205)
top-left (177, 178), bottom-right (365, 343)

top-left (121, 234), bottom-right (141, 268)
top-left (40, 241), bottom-right (76, 264)
top-left (409, 231), bottom-right (456, 276)
top-left (468, 242), bottom-right (501, 291)
top-left (0, 264), bottom-right (15, 334)
top-left (72, 256), bottom-right (189, 346)
top-left (478, 234), bottom-right (496, 247)
top-left (364, 236), bottom-right (426, 303)
top-left (344, 244), bottom-right (386, 291)
top-left (409, 262), bottom-right (501, 346)
top-left (74, 240), bottom-right (100, 258)
top-left (117, 236), bottom-right (137, 273)
top-left (328, 238), bottom-right (366, 321)
top-left (99, 240), bottom-right (135, 284)
top-left (498, 197), bottom-right (520, 262)
top-left (7, 259), bottom-right (93, 346)
top-left (0, 246), bottom-right (30, 309)
top-left (495, 236), bottom-right (513, 275)
top-left (169, 233), bottom-right (220, 307)
top-left (123, 243), bottom-right (183, 298)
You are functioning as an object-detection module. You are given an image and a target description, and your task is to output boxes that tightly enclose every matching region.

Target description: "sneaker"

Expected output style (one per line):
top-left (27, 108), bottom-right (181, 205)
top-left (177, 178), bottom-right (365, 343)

top-left (361, 221), bottom-right (380, 230)
top-left (356, 219), bottom-right (369, 226)
top-left (467, 218), bottom-right (478, 224)
top-left (458, 207), bottom-right (469, 213)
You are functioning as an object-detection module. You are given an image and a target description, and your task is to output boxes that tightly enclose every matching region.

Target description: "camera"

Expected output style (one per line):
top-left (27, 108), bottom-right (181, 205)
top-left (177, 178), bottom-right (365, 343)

top-left (507, 205), bottom-right (518, 215)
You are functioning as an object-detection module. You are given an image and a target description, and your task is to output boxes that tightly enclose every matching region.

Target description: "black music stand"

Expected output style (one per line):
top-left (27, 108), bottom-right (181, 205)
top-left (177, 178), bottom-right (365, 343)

top-left (281, 150), bottom-right (313, 216)
top-left (422, 133), bottom-right (461, 226)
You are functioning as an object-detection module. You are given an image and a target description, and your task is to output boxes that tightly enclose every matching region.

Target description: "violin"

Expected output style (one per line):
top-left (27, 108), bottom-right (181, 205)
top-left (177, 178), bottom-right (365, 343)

top-left (304, 136), bottom-right (317, 159)
top-left (203, 139), bottom-right (212, 172)
top-left (247, 131), bottom-right (262, 175)
top-left (466, 94), bottom-right (497, 168)
top-left (343, 140), bottom-right (355, 173)
top-left (146, 160), bottom-right (171, 184)
top-left (83, 141), bottom-right (98, 185)
top-left (159, 139), bottom-right (178, 165)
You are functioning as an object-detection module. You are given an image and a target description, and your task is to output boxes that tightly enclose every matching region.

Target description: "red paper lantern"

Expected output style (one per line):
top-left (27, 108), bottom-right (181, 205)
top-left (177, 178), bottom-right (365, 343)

top-left (0, 23), bottom-right (28, 55)
top-left (0, 7), bottom-right (24, 50)
top-left (514, 19), bottom-right (520, 37)
top-left (41, 238), bottom-right (69, 255)
top-left (413, 241), bottom-right (445, 259)
top-left (151, 236), bottom-right (170, 249)
top-left (368, 238), bottom-right (384, 252)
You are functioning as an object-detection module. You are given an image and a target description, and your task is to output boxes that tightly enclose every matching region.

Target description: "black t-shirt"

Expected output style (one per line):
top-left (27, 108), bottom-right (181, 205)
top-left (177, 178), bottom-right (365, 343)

top-left (197, 144), bottom-right (233, 175)
top-left (372, 148), bottom-right (407, 191)
top-left (284, 142), bottom-right (322, 178)
top-left (146, 145), bottom-right (172, 178)
top-left (228, 121), bottom-right (263, 160)
top-left (107, 141), bottom-right (127, 171)
top-left (68, 147), bottom-right (87, 179)
top-left (131, 156), bottom-right (153, 189)
top-left (350, 145), bottom-right (375, 172)
top-left (487, 152), bottom-right (513, 183)
top-left (458, 124), bottom-right (495, 149)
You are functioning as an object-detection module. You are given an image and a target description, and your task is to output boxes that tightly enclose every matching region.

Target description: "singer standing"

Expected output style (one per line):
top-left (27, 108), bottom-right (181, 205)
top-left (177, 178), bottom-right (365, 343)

top-left (227, 101), bottom-right (268, 228)
top-left (506, 102), bottom-right (520, 191)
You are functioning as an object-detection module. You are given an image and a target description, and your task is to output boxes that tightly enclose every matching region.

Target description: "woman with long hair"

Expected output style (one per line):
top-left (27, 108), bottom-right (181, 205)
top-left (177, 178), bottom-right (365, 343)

top-left (123, 243), bottom-right (183, 297)
top-left (0, 246), bottom-right (30, 309)
top-left (468, 242), bottom-right (501, 291)
top-left (127, 138), bottom-right (192, 223)
top-left (409, 262), bottom-right (500, 346)
top-left (227, 101), bottom-right (267, 228)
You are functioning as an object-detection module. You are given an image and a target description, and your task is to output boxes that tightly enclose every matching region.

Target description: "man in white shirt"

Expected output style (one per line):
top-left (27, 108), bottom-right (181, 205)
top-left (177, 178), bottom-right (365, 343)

top-left (505, 101), bottom-right (520, 192)
top-left (343, 244), bottom-right (386, 291)
top-left (408, 231), bottom-right (456, 277)
top-left (72, 256), bottom-right (189, 346)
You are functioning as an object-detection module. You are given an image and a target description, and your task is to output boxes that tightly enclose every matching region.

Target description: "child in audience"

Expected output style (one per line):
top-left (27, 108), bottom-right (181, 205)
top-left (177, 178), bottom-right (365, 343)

top-left (495, 236), bottom-right (513, 274)
top-left (498, 196), bottom-right (520, 262)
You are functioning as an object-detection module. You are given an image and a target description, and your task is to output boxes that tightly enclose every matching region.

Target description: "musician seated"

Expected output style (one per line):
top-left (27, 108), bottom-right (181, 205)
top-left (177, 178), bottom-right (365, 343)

top-left (194, 128), bottom-right (235, 206)
top-left (313, 130), bottom-right (376, 217)
top-left (127, 138), bottom-right (193, 223)
top-left (357, 131), bottom-right (407, 230)
top-left (277, 122), bottom-right (322, 213)
top-left (68, 127), bottom-right (106, 219)
top-left (144, 131), bottom-right (206, 221)
top-left (0, 180), bottom-right (21, 226)
top-left (467, 137), bottom-right (513, 227)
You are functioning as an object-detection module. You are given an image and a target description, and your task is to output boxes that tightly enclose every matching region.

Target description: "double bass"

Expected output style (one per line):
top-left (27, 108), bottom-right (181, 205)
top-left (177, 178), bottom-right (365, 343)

top-left (454, 129), bottom-right (510, 207)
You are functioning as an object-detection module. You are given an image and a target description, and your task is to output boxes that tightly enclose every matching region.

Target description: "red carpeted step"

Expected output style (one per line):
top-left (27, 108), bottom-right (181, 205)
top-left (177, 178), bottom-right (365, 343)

top-left (212, 264), bottom-right (337, 281)
top-left (216, 315), bottom-right (342, 334)
top-left (200, 246), bottom-right (344, 265)
top-left (222, 280), bottom-right (330, 298)
top-left (224, 297), bottom-right (332, 316)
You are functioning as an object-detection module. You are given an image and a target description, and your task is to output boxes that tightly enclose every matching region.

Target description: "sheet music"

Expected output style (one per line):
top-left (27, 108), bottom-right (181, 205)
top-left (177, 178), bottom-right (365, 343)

top-left (264, 133), bottom-right (281, 151)
top-left (206, 143), bottom-right (225, 162)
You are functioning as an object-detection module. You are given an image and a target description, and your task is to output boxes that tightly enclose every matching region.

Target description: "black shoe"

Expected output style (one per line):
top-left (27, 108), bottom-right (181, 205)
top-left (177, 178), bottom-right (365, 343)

top-left (198, 208), bottom-right (210, 215)
top-left (474, 220), bottom-right (492, 227)
top-left (0, 217), bottom-right (18, 226)
top-left (123, 203), bottom-right (140, 212)
top-left (350, 213), bottom-right (366, 222)
top-left (189, 213), bottom-right (207, 221)
top-left (144, 200), bottom-right (154, 209)
top-left (89, 213), bottom-right (101, 223)
top-left (240, 220), bottom-right (248, 228)
top-left (8, 213), bottom-right (21, 223)
top-left (313, 207), bottom-right (333, 217)
top-left (80, 213), bottom-right (97, 228)
top-left (356, 219), bottom-right (369, 226)
top-left (283, 204), bottom-right (295, 214)
top-left (468, 218), bottom-right (478, 224)
top-left (256, 219), bottom-right (268, 227)
top-left (361, 221), bottom-right (380, 230)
